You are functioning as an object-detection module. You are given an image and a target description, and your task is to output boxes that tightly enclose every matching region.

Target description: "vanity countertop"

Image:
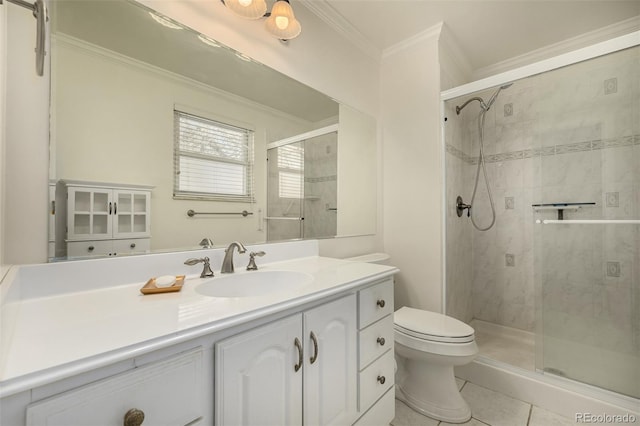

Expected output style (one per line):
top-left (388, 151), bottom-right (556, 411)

top-left (0, 255), bottom-right (397, 397)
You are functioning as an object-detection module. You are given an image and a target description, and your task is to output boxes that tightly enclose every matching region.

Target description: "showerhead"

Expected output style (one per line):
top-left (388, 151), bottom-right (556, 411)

top-left (485, 82), bottom-right (513, 110)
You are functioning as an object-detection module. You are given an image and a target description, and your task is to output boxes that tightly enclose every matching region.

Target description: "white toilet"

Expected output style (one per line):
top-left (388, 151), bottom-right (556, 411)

top-left (346, 253), bottom-right (478, 424)
top-left (394, 307), bottom-right (478, 423)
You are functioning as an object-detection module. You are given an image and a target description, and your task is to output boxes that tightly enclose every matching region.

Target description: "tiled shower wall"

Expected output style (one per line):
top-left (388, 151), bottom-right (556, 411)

top-left (446, 44), bottom-right (639, 356)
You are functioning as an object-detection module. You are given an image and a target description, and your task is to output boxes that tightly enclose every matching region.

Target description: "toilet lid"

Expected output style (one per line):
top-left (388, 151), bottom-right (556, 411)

top-left (394, 307), bottom-right (475, 343)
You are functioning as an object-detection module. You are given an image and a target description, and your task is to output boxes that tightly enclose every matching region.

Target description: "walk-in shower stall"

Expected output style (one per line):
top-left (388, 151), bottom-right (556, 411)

top-left (444, 42), bottom-right (639, 401)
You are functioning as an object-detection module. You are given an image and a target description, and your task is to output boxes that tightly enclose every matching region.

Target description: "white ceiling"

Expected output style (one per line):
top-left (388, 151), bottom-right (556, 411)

top-left (304, 0), bottom-right (640, 70)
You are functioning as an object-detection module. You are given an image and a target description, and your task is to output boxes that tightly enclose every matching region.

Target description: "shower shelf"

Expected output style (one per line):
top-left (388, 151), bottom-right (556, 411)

top-left (531, 202), bottom-right (596, 220)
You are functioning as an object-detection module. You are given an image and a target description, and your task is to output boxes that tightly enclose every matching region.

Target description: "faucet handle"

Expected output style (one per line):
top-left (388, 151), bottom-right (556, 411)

top-left (246, 251), bottom-right (266, 271)
top-left (184, 257), bottom-right (214, 278)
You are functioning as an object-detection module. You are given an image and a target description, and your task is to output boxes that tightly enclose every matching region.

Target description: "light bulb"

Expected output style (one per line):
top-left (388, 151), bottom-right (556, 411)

top-left (275, 16), bottom-right (289, 30)
top-left (238, 0), bottom-right (252, 6)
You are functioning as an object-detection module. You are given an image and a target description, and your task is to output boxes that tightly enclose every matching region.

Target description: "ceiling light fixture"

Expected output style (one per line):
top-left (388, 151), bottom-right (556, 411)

top-left (221, 0), bottom-right (301, 41)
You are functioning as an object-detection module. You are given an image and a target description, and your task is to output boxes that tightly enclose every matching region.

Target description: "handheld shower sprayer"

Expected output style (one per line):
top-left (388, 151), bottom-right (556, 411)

top-left (453, 82), bottom-right (513, 231)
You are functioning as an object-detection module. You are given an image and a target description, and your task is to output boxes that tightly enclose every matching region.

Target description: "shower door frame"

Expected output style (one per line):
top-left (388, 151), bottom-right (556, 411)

top-left (439, 29), bottom-right (640, 315)
top-left (439, 30), bottom-right (640, 409)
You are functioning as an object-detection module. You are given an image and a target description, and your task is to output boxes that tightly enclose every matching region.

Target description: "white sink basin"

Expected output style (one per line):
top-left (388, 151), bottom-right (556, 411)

top-left (195, 270), bottom-right (313, 298)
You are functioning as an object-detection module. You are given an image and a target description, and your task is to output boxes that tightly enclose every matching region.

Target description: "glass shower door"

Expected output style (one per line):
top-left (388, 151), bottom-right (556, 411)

top-left (535, 45), bottom-right (640, 398)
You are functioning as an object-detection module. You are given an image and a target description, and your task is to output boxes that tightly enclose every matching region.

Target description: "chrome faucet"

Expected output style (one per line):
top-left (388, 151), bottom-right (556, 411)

top-left (184, 256), bottom-right (214, 278)
top-left (221, 242), bottom-right (247, 273)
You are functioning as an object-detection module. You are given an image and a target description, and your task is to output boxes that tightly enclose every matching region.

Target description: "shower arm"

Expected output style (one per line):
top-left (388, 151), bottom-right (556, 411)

top-left (455, 97), bottom-right (487, 115)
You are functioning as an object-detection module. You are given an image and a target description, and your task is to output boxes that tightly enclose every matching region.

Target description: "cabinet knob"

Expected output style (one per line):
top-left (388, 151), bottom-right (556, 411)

top-left (376, 299), bottom-right (386, 308)
top-left (377, 375), bottom-right (386, 385)
top-left (130, 243), bottom-right (136, 249)
top-left (88, 246), bottom-right (94, 252)
top-left (123, 408), bottom-right (145, 426)
top-left (377, 337), bottom-right (386, 346)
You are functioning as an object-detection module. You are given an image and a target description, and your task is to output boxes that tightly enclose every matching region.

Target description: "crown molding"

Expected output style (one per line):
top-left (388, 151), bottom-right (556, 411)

top-left (298, 0), bottom-right (381, 60)
top-left (438, 23), bottom-right (473, 82)
top-left (473, 15), bottom-right (640, 80)
top-left (382, 22), bottom-right (443, 59)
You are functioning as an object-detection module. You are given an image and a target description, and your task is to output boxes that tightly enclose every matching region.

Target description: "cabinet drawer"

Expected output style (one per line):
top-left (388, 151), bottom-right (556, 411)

top-left (113, 238), bottom-right (150, 255)
top-left (359, 315), bottom-right (393, 369)
top-left (353, 387), bottom-right (395, 426)
top-left (358, 350), bottom-right (394, 412)
top-left (358, 279), bottom-right (393, 329)
top-left (67, 240), bottom-right (112, 257)
top-left (26, 348), bottom-right (203, 426)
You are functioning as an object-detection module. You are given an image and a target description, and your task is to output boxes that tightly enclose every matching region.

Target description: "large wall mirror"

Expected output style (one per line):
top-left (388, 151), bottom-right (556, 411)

top-left (49, 0), bottom-right (377, 261)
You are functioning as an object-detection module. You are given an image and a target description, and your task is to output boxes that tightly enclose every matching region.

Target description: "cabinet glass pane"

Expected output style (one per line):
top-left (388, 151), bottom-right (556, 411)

top-left (134, 215), bottom-right (146, 233)
top-left (134, 194), bottom-right (147, 213)
top-left (93, 215), bottom-right (108, 234)
top-left (74, 192), bottom-right (90, 212)
top-left (74, 214), bottom-right (90, 234)
top-left (93, 193), bottom-right (109, 213)
top-left (118, 194), bottom-right (132, 213)
top-left (118, 216), bottom-right (132, 233)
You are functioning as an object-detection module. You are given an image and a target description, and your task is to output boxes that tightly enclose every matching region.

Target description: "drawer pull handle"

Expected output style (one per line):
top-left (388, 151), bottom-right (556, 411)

top-left (130, 243), bottom-right (136, 248)
top-left (310, 331), bottom-right (319, 364)
top-left (124, 408), bottom-right (145, 426)
top-left (377, 375), bottom-right (386, 385)
top-left (376, 299), bottom-right (386, 308)
top-left (88, 246), bottom-right (95, 252)
top-left (294, 337), bottom-right (303, 372)
top-left (377, 337), bottom-right (386, 346)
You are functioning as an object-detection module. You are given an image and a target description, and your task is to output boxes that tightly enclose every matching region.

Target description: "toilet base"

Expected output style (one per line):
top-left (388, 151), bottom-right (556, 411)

top-left (395, 357), bottom-right (472, 424)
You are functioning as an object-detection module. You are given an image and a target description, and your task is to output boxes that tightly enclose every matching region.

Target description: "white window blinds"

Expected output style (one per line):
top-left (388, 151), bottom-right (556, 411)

top-left (277, 144), bottom-right (304, 199)
top-left (174, 111), bottom-right (254, 202)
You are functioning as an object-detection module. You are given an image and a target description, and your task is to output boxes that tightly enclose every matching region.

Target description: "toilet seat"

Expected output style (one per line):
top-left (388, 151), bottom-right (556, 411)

top-left (394, 307), bottom-right (474, 344)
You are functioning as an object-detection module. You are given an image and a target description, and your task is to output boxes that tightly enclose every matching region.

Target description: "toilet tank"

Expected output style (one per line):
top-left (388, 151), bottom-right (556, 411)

top-left (344, 253), bottom-right (390, 265)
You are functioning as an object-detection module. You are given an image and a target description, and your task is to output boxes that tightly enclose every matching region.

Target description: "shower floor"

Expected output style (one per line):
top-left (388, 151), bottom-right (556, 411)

top-left (470, 319), bottom-right (535, 371)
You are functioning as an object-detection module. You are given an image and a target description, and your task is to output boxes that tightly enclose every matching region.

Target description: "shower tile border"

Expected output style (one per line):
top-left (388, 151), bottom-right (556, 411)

top-left (446, 133), bottom-right (640, 165)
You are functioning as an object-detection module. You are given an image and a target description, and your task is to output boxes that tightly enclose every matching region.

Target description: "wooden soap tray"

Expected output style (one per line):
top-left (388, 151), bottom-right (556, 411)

top-left (140, 275), bottom-right (185, 295)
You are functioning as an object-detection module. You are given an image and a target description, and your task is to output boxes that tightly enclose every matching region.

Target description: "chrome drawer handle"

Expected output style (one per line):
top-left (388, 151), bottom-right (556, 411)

top-left (376, 299), bottom-right (386, 308)
top-left (377, 337), bottom-right (386, 346)
top-left (310, 331), bottom-right (319, 364)
top-left (294, 337), bottom-right (303, 372)
top-left (377, 375), bottom-right (386, 385)
top-left (123, 408), bottom-right (145, 426)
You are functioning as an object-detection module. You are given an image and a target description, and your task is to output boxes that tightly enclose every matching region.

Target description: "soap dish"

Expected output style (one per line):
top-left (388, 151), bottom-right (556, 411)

top-left (140, 275), bottom-right (185, 295)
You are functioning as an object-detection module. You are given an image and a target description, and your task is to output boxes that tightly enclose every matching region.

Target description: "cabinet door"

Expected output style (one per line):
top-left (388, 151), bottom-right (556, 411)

top-left (215, 315), bottom-right (303, 426)
top-left (67, 187), bottom-right (112, 240)
top-left (303, 295), bottom-right (358, 426)
top-left (113, 190), bottom-right (151, 239)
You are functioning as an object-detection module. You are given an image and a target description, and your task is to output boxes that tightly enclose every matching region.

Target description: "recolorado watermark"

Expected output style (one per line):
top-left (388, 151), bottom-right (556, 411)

top-left (576, 412), bottom-right (637, 423)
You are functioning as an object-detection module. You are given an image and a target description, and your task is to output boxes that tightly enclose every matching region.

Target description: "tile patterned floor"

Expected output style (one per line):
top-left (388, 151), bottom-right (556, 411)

top-left (391, 379), bottom-right (578, 426)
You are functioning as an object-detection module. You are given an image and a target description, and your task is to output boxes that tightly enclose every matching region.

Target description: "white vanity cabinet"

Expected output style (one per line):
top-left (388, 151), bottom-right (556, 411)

top-left (60, 180), bottom-right (152, 257)
top-left (354, 279), bottom-right (395, 426)
top-left (215, 294), bottom-right (358, 426)
top-left (25, 348), bottom-right (204, 426)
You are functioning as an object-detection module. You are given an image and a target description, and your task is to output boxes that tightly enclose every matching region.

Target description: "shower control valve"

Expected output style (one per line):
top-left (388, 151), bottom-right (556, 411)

top-left (456, 196), bottom-right (471, 218)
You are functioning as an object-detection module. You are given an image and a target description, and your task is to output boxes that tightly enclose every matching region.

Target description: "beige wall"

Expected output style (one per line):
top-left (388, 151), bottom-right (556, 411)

top-left (381, 28), bottom-right (445, 313)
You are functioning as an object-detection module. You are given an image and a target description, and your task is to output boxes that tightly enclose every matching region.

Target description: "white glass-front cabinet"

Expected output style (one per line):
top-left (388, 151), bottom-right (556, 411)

top-left (215, 295), bottom-right (358, 426)
top-left (61, 181), bottom-right (153, 258)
